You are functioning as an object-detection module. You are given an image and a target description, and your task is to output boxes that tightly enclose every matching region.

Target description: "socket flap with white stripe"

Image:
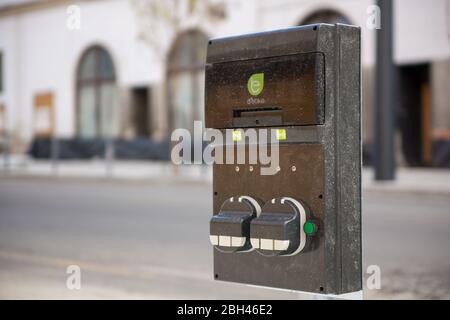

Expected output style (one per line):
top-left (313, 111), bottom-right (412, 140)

top-left (210, 196), bottom-right (262, 253)
top-left (250, 197), bottom-right (307, 256)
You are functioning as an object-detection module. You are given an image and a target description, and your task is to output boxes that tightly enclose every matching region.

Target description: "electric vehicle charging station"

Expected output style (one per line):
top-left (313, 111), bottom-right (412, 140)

top-left (206, 24), bottom-right (361, 295)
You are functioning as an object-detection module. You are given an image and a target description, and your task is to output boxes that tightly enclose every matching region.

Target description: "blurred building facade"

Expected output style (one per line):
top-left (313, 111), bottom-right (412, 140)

top-left (0, 0), bottom-right (449, 166)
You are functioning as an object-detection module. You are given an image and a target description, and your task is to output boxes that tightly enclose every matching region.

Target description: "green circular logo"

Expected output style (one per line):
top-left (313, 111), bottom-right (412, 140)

top-left (247, 73), bottom-right (264, 96)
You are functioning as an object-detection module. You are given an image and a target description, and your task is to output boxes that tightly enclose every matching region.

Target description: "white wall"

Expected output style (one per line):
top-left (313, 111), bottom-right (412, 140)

top-left (395, 0), bottom-right (450, 64)
top-left (0, 0), bottom-right (160, 143)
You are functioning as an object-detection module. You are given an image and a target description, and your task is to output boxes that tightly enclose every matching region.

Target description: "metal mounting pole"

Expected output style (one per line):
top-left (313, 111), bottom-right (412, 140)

top-left (374, 0), bottom-right (396, 180)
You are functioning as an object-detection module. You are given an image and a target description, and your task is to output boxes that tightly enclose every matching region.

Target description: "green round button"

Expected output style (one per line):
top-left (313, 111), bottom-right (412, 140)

top-left (303, 221), bottom-right (316, 235)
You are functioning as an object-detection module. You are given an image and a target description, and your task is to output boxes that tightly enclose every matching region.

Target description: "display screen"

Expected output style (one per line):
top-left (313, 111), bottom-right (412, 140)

top-left (205, 52), bottom-right (325, 128)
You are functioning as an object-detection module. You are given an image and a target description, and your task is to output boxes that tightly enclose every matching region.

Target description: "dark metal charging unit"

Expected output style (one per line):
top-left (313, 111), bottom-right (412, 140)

top-left (205, 23), bottom-right (361, 295)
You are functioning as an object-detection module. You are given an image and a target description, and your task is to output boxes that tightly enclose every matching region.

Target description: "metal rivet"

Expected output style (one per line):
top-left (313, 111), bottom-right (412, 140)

top-left (235, 166), bottom-right (240, 172)
top-left (249, 166), bottom-right (254, 172)
top-left (291, 166), bottom-right (297, 172)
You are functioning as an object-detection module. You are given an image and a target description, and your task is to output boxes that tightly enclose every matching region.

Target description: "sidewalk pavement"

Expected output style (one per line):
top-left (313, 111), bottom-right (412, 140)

top-left (0, 155), bottom-right (211, 182)
top-left (362, 167), bottom-right (450, 195)
top-left (1, 155), bottom-right (450, 195)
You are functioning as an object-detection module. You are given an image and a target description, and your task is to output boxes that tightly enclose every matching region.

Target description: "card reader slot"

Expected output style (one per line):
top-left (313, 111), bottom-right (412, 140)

top-left (233, 107), bottom-right (282, 118)
top-left (232, 107), bottom-right (283, 127)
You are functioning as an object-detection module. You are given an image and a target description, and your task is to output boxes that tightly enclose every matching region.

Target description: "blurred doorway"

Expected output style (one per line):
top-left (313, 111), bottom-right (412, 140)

top-left (397, 64), bottom-right (431, 166)
top-left (33, 92), bottom-right (54, 138)
top-left (131, 87), bottom-right (151, 138)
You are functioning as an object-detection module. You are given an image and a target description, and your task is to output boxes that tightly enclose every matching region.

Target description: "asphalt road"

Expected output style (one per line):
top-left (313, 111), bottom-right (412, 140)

top-left (0, 177), bottom-right (449, 299)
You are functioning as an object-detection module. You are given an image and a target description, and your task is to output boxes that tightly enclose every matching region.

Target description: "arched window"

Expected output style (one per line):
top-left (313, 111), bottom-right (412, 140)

top-left (167, 30), bottom-right (208, 133)
top-left (300, 9), bottom-right (351, 25)
top-left (76, 46), bottom-right (118, 138)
